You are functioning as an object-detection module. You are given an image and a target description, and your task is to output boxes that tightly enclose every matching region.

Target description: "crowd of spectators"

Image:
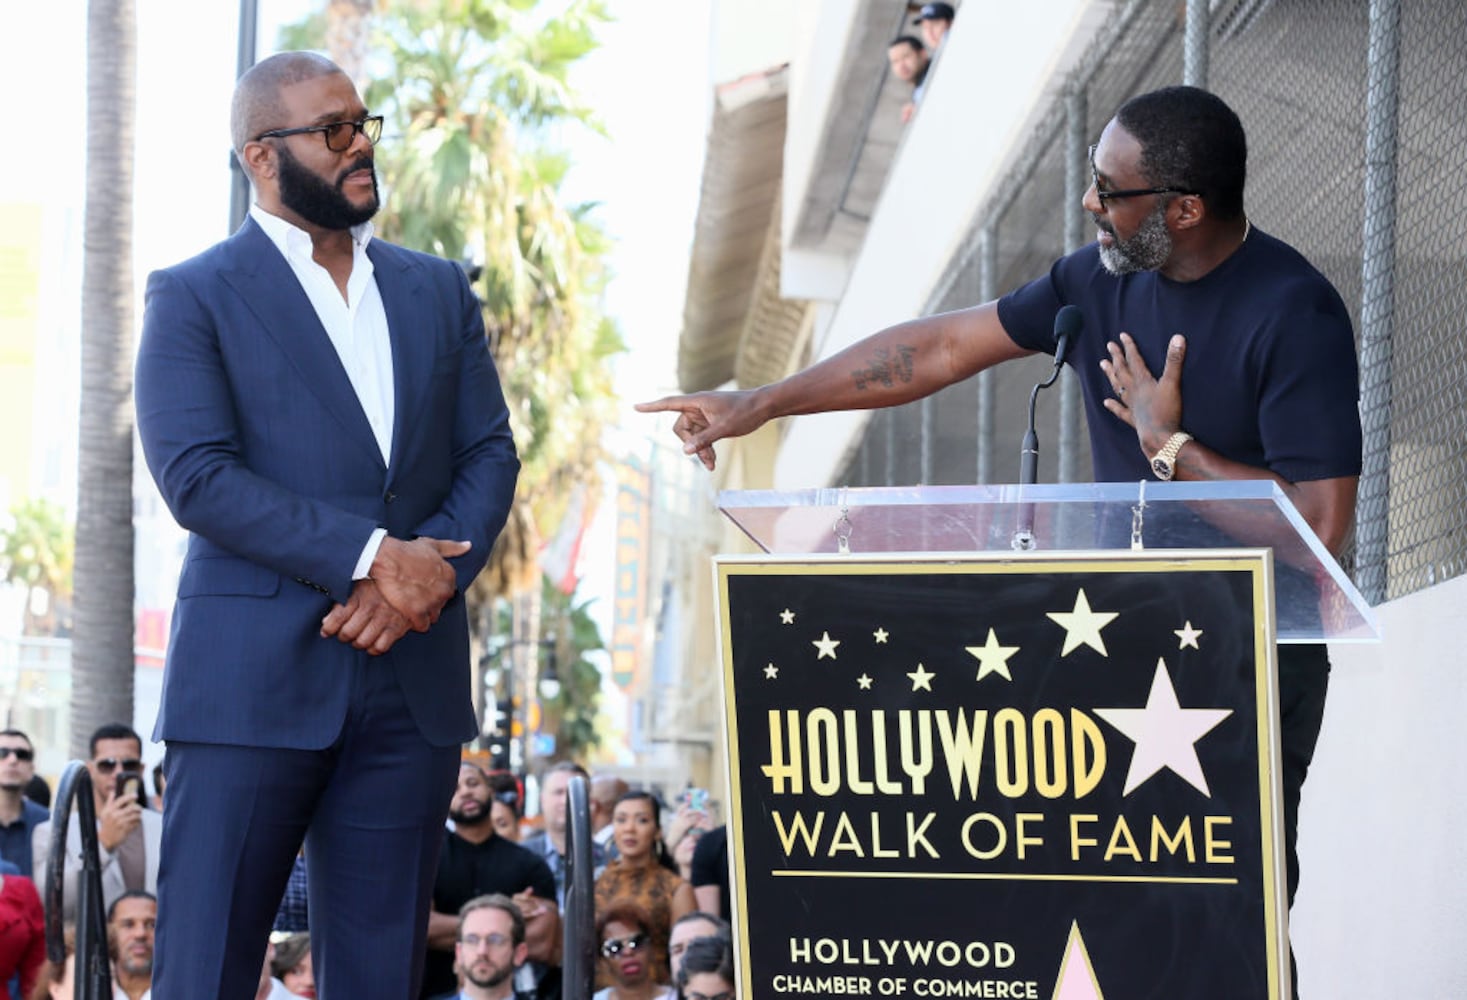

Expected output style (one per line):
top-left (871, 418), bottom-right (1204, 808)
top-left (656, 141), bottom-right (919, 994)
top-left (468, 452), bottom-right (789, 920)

top-left (7, 726), bottom-right (738, 999)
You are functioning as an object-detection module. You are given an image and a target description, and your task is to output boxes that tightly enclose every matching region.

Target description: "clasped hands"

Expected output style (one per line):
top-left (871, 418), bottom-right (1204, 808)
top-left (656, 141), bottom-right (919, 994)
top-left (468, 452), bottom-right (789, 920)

top-left (320, 536), bottom-right (469, 656)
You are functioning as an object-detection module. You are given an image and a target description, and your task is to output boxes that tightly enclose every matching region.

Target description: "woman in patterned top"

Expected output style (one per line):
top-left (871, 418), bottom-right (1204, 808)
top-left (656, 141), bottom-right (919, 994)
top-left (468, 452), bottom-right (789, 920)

top-left (593, 791), bottom-right (695, 983)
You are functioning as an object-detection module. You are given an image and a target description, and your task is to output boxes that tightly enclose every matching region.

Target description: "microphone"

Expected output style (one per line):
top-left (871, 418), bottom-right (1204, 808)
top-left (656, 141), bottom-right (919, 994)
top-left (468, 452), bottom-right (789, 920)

top-left (1052, 303), bottom-right (1082, 369)
top-left (1014, 306), bottom-right (1084, 550)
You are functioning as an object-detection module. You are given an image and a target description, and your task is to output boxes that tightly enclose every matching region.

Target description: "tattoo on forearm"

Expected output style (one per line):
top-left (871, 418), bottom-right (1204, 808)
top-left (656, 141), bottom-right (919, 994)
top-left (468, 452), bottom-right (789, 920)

top-left (851, 345), bottom-right (916, 391)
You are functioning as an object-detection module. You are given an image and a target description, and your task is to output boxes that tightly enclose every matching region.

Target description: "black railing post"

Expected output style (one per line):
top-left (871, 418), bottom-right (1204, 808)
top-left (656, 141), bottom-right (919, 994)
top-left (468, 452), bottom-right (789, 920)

top-left (561, 775), bottom-right (595, 999)
top-left (46, 761), bottom-right (112, 1000)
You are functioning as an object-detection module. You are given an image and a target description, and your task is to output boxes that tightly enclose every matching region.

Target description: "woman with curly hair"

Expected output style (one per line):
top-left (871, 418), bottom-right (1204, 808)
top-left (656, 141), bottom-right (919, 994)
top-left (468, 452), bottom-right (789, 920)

top-left (593, 902), bottom-right (675, 1000)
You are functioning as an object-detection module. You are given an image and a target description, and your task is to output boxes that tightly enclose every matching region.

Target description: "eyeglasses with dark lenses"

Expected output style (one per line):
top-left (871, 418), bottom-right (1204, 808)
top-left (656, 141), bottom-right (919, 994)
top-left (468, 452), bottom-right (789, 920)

top-left (0, 748), bottom-right (33, 762)
top-left (95, 757), bottom-right (143, 775)
top-left (1087, 144), bottom-right (1197, 203)
top-left (600, 932), bottom-right (648, 959)
top-left (255, 115), bottom-right (384, 152)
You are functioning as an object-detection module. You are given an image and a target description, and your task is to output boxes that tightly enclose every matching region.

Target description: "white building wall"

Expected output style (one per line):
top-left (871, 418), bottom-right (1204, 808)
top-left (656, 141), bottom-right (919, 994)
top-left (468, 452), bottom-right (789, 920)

top-left (1295, 571), bottom-right (1467, 997)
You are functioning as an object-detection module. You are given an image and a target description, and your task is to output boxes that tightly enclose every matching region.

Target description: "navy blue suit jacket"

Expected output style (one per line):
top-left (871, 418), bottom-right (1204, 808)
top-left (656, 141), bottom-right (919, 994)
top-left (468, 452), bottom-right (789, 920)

top-left (136, 218), bottom-right (518, 749)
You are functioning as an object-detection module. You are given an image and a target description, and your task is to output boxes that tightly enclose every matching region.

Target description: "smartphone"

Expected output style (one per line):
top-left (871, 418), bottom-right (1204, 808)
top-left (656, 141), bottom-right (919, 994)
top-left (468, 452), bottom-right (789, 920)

top-left (687, 787), bottom-right (709, 812)
top-left (116, 772), bottom-right (145, 805)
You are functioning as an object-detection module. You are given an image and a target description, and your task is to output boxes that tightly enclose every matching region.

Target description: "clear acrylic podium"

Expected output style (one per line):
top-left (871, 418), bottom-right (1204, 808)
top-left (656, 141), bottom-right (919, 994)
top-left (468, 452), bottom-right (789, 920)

top-left (718, 480), bottom-right (1379, 644)
top-left (713, 480), bottom-right (1378, 999)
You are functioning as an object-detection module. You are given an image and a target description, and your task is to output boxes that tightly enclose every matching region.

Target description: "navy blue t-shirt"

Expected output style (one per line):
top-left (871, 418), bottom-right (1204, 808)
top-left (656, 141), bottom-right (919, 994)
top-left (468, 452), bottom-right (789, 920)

top-left (996, 228), bottom-right (1362, 483)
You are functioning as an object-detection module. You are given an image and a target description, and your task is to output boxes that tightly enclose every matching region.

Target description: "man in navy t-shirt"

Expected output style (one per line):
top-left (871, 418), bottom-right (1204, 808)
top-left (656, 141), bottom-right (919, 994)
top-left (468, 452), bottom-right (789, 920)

top-left (639, 86), bottom-right (1360, 992)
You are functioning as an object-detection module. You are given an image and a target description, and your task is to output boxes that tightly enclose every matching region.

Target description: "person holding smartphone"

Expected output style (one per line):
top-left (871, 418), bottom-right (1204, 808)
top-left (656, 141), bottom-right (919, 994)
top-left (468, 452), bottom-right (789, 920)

top-left (32, 724), bottom-right (161, 922)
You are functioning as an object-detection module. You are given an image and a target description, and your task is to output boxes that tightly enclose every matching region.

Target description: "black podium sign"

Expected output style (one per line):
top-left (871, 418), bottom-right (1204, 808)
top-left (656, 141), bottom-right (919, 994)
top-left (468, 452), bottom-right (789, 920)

top-left (718, 552), bottom-right (1287, 1000)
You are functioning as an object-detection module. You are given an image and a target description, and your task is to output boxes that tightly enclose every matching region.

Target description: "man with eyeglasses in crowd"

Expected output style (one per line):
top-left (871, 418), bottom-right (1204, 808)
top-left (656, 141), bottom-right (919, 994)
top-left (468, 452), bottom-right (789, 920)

top-left (639, 85), bottom-right (1360, 999)
top-left (425, 762), bottom-right (558, 999)
top-left (0, 729), bottom-right (48, 876)
top-left (34, 724), bottom-right (160, 921)
top-left (430, 894), bottom-right (531, 1000)
top-left (134, 49), bottom-right (518, 1000)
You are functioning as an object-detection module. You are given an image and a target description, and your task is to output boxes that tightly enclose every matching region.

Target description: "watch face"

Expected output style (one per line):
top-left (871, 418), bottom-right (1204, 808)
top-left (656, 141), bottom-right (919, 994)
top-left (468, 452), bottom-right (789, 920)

top-left (1152, 457), bottom-right (1172, 480)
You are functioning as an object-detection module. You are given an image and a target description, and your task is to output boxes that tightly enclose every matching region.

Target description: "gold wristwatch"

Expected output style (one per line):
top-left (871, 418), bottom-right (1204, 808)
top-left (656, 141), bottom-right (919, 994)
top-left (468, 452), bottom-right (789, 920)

top-left (1150, 431), bottom-right (1193, 481)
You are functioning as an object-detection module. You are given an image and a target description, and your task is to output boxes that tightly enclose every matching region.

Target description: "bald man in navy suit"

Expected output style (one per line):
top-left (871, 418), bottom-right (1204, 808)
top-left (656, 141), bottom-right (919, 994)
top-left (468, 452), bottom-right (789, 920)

top-left (135, 52), bottom-right (519, 999)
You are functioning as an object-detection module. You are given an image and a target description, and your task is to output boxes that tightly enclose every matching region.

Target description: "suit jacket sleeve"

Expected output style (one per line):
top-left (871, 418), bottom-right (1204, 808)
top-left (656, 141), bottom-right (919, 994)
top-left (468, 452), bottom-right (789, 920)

top-left (406, 263), bottom-right (519, 593)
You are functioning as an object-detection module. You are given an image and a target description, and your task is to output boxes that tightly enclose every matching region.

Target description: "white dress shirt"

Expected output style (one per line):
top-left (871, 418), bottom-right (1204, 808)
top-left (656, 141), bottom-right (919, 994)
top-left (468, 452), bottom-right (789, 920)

top-left (250, 204), bottom-right (392, 577)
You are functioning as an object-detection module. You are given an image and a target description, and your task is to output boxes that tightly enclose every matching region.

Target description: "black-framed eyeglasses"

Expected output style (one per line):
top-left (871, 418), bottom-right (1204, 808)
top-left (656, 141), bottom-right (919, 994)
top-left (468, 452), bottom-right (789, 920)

top-left (255, 115), bottom-right (384, 152)
top-left (95, 757), bottom-right (144, 775)
top-left (600, 932), bottom-right (648, 959)
top-left (0, 747), bottom-right (33, 762)
top-left (1088, 145), bottom-right (1197, 203)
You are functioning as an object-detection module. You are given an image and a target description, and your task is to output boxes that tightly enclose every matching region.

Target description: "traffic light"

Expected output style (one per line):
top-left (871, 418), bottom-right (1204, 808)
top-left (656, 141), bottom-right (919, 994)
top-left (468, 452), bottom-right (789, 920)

top-left (486, 698), bottom-right (513, 738)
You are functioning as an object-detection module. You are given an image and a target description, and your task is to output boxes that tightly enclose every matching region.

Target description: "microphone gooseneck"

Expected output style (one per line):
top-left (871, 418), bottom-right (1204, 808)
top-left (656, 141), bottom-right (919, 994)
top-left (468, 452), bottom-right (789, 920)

top-left (1013, 306), bottom-right (1085, 549)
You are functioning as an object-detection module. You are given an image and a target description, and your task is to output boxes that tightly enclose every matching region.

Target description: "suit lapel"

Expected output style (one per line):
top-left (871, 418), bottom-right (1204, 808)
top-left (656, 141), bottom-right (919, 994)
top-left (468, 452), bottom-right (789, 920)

top-left (369, 241), bottom-right (433, 478)
top-left (219, 220), bottom-right (385, 471)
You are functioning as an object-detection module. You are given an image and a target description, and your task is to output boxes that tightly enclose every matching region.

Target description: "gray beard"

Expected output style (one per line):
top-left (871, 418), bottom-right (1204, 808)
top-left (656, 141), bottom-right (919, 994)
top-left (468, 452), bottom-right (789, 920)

top-left (1097, 200), bottom-right (1173, 275)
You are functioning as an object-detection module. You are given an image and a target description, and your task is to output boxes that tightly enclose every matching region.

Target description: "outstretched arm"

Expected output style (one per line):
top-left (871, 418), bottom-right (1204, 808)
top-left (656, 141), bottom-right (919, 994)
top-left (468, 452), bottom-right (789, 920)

top-left (636, 302), bottom-right (1030, 470)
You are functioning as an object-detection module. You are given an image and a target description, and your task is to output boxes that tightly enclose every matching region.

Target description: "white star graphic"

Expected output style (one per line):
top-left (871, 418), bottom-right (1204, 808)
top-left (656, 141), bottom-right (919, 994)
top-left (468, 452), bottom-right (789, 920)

top-left (873, 627), bottom-right (889, 644)
top-left (966, 628), bottom-right (1020, 682)
top-left (812, 632), bottom-right (841, 659)
top-left (907, 663), bottom-right (935, 691)
top-left (857, 673), bottom-right (873, 690)
top-left (1047, 589), bottom-right (1119, 656)
top-left (1094, 659), bottom-right (1233, 797)
top-left (763, 663), bottom-right (779, 679)
top-left (1174, 621), bottom-right (1203, 650)
top-left (779, 609), bottom-right (795, 625)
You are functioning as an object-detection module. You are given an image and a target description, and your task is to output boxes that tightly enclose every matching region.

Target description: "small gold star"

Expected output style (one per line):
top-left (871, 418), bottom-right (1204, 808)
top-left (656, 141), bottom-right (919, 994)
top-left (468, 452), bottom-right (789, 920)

top-left (779, 609), bottom-right (795, 625)
top-left (873, 627), bottom-right (889, 643)
top-left (763, 663), bottom-right (779, 679)
top-left (907, 663), bottom-right (935, 691)
top-left (857, 673), bottom-right (873, 690)
top-left (1174, 621), bottom-right (1203, 650)
top-left (812, 632), bottom-right (841, 660)
top-left (1046, 589), bottom-right (1119, 657)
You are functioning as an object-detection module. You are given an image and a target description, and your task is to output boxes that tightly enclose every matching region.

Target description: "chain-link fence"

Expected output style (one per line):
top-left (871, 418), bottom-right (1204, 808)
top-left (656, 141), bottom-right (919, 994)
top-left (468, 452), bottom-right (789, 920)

top-left (836, 0), bottom-right (1465, 606)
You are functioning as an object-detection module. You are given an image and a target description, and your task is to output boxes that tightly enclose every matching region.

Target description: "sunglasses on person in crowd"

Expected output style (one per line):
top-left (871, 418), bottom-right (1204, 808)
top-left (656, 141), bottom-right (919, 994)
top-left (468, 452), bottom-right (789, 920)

top-left (0, 748), bottom-right (34, 762)
top-left (600, 932), bottom-right (648, 959)
top-left (95, 757), bottom-right (144, 774)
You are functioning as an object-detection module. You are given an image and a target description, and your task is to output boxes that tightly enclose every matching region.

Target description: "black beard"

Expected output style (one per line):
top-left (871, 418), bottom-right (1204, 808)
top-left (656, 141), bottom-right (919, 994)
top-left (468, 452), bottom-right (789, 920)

top-left (276, 142), bottom-right (379, 230)
top-left (449, 801), bottom-right (491, 828)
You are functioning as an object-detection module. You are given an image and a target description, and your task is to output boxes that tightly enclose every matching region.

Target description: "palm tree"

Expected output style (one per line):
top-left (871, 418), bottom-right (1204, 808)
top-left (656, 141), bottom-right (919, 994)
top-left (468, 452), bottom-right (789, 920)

top-left (325, 0), bottom-right (376, 85)
top-left (0, 499), bottom-right (76, 637)
top-left (72, 0), bottom-right (139, 755)
top-left (362, 0), bottom-right (622, 602)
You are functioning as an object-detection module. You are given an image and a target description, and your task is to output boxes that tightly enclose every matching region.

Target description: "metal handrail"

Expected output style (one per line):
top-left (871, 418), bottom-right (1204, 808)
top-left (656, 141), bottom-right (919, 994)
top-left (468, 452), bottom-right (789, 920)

top-left (561, 774), bottom-right (595, 1000)
top-left (45, 761), bottom-right (112, 1000)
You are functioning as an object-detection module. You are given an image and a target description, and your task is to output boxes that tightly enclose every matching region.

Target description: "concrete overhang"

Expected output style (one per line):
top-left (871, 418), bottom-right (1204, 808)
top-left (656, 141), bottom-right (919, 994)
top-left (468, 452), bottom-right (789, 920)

top-left (677, 65), bottom-right (794, 392)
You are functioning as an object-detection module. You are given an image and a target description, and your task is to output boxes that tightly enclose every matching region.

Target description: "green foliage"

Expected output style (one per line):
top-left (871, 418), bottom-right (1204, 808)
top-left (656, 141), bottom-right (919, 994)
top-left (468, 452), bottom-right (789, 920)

top-left (492, 576), bottom-right (605, 759)
top-left (364, 0), bottom-right (625, 595)
top-left (0, 498), bottom-right (75, 635)
top-left (540, 577), bottom-right (605, 758)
